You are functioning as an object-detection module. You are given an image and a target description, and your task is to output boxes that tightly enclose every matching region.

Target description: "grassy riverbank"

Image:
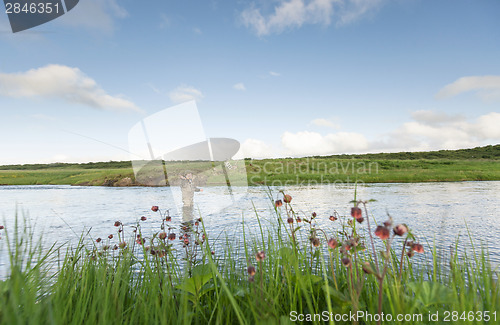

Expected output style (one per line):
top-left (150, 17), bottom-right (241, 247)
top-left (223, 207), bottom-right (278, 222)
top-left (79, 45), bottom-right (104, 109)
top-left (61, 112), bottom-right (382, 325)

top-left (0, 145), bottom-right (498, 186)
top-left (0, 194), bottom-right (498, 324)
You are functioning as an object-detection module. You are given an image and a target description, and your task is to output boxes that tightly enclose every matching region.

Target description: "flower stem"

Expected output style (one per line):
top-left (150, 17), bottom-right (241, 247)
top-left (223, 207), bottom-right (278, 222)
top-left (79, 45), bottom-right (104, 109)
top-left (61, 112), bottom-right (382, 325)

top-left (362, 202), bottom-right (379, 273)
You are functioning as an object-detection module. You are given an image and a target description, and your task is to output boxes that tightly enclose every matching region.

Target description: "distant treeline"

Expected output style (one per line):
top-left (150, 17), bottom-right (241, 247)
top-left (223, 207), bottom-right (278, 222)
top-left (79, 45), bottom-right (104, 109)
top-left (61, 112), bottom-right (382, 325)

top-left (319, 144), bottom-right (500, 160)
top-left (0, 161), bottom-right (133, 170)
top-left (0, 144), bottom-right (498, 171)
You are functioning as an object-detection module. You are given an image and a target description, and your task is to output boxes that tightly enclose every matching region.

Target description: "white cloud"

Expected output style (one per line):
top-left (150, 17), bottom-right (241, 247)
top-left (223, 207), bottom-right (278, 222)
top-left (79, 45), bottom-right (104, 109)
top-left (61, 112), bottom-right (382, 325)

top-left (410, 110), bottom-right (465, 126)
top-left (239, 110), bottom-right (500, 158)
top-left (193, 27), bottom-right (202, 34)
top-left (57, 0), bottom-right (128, 33)
top-left (470, 112), bottom-right (500, 139)
top-left (239, 138), bottom-right (278, 159)
top-left (386, 121), bottom-right (476, 152)
top-left (169, 85), bottom-right (204, 103)
top-left (241, 0), bottom-right (333, 36)
top-left (337, 0), bottom-right (384, 25)
top-left (381, 111), bottom-right (500, 152)
top-left (241, 0), bottom-right (384, 36)
top-left (51, 154), bottom-right (70, 163)
top-left (233, 83), bottom-right (246, 91)
top-left (259, 71), bottom-right (281, 79)
top-left (0, 64), bottom-right (141, 112)
top-left (282, 131), bottom-right (369, 156)
top-left (310, 118), bottom-right (339, 129)
top-left (436, 76), bottom-right (500, 102)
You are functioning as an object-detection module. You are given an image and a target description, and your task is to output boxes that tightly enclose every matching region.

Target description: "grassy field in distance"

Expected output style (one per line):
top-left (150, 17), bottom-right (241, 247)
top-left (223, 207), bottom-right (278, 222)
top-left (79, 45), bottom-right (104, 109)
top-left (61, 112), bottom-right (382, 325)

top-left (0, 144), bottom-right (498, 186)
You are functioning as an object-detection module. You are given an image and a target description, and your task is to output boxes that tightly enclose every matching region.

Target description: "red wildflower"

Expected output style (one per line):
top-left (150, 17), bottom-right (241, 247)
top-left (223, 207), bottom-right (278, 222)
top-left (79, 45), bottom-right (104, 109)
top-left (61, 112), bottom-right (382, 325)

top-left (411, 243), bottom-right (424, 253)
top-left (341, 257), bottom-right (352, 267)
top-left (351, 207), bottom-right (362, 220)
top-left (374, 226), bottom-right (390, 240)
top-left (328, 238), bottom-right (338, 249)
top-left (393, 224), bottom-right (408, 236)
top-left (255, 251), bottom-right (266, 261)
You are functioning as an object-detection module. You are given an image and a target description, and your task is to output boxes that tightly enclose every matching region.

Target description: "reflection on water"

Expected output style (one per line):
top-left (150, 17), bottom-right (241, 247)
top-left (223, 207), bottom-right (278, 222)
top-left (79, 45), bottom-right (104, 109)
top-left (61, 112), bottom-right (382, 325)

top-left (0, 181), bottom-right (499, 277)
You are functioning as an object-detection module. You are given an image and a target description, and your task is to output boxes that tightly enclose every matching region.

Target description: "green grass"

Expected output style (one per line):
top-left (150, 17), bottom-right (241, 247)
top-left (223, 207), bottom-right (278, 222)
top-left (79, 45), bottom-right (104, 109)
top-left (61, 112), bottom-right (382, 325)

top-left (246, 158), bottom-right (500, 184)
top-left (0, 194), bottom-right (498, 325)
top-left (0, 168), bottom-right (133, 186)
top-left (0, 145), bottom-right (499, 186)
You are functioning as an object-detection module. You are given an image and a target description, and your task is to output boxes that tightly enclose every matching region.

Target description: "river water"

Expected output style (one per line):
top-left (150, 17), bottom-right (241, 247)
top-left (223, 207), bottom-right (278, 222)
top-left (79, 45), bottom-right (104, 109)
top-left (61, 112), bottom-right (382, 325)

top-left (0, 181), bottom-right (499, 277)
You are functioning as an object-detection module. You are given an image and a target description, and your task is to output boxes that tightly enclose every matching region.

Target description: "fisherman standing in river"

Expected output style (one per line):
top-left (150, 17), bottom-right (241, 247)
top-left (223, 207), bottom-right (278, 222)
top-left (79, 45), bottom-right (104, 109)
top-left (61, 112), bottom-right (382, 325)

top-left (179, 171), bottom-right (201, 223)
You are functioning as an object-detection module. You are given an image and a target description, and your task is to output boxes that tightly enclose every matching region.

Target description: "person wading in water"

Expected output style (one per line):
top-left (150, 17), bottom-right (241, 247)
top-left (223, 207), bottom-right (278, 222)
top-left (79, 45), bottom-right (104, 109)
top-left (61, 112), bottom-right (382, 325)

top-left (179, 172), bottom-right (201, 223)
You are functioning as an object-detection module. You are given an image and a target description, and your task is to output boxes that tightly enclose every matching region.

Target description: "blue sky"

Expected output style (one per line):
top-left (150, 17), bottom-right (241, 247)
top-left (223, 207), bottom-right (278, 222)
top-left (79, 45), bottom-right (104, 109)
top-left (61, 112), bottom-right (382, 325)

top-left (0, 0), bottom-right (499, 164)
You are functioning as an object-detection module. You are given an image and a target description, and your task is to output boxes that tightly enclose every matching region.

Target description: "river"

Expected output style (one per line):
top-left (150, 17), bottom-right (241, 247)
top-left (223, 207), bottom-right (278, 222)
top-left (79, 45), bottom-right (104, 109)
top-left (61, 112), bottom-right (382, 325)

top-left (0, 181), bottom-right (499, 277)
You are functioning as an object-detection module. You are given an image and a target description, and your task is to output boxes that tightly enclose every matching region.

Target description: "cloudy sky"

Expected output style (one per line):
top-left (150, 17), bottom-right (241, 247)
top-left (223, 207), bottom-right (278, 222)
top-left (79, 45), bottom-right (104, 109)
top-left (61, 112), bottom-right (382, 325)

top-left (0, 0), bottom-right (499, 164)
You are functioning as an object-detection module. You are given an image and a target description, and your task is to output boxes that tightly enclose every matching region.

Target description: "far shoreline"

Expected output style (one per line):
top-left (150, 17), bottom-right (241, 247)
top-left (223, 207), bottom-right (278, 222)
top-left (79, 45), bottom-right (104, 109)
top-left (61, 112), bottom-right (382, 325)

top-left (1, 145), bottom-right (499, 187)
top-left (1, 179), bottom-right (499, 189)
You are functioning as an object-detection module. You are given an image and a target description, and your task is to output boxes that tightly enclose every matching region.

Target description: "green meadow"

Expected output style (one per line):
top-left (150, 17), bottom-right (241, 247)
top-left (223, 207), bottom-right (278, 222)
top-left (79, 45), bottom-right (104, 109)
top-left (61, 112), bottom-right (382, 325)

top-left (0, 145), bottom-right (498, 186)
